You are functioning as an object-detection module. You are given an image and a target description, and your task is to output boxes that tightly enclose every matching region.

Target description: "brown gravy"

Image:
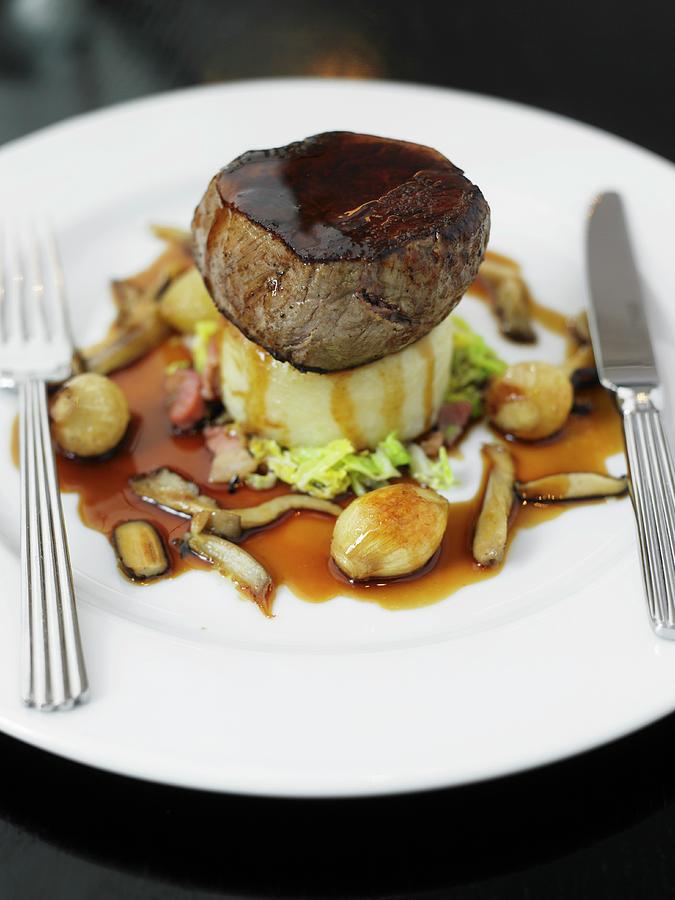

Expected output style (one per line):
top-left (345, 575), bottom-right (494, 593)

top-left (43, 303), bottom-right (624, 612)
top-left (6, 245), bottom-right (626, 614)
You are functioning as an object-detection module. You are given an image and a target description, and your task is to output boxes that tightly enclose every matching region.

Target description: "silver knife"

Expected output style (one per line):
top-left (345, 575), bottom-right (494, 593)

top-left (586, 191), bottom-right (675, 638)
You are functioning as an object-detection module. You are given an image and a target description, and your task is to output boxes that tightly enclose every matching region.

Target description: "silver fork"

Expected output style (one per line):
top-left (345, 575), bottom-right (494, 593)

top-left (0, 222), bottom-right (88, 710)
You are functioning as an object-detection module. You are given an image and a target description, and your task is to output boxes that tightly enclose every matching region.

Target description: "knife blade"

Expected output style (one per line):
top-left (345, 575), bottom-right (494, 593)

top-left (586, 192), bottom-right (658, 390)
top-left (585, 191), bottom-right (675, 638)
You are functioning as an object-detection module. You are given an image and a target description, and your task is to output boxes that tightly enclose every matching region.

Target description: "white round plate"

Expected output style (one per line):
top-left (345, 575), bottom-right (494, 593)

top-left (1, 79), bottom-right (674, 797)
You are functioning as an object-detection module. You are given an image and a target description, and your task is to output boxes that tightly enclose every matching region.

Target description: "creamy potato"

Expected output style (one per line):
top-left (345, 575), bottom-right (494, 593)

top-left (220, 314), bottom-right (454, 450)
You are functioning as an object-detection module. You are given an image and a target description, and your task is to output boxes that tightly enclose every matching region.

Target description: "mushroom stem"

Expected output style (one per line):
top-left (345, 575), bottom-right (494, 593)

top-left (516, 472), bottom-right (628, 503)
top-left (472, 444), bottom-right (516, 567)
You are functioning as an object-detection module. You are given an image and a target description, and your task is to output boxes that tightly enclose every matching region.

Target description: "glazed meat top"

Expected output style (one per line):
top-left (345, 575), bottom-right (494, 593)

top-left (214, 131), bottom-right (478, 262)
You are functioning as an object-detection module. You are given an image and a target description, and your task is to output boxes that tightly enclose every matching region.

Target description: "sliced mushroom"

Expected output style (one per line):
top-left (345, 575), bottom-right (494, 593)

top-left (568, 311), bottom-right (591, 345)
top-left (516, 472), bottom-right (628, 503)
top-left (112, 520), bottom-right (170, 580)
top-left (81, 243), bottom-right (193, 375)
top-left (82, 309), bottom-right (171, 376)
top-left (237, 495), bottom-right (342, 530)
top-left (129, 468), bottom-right (242, 539)
top-left (561, 343), bottom-right (596, 383)
top-left (186, 528), bottom-right (274, 616)
top-left (472, 444), bottom-right (516, 567)
top-left (478, 258), bottom-right (536, 343)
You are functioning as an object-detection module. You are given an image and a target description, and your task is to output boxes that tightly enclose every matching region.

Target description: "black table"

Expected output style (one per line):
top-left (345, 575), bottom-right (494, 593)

top-left (1, 1), bottom-right (674, 897)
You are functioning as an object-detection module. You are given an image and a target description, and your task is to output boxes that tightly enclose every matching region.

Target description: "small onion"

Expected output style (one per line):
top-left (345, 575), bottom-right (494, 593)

top-left (330, 483), bottom-right (448, 581)
top-left (51, 372), bottom-right (130, 457)
top-left (486, 361), bottom-right (573, 441)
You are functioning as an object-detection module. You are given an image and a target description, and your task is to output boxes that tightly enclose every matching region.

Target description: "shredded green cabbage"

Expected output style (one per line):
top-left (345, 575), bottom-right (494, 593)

top-left (249, 432), bottom-right (414, 499)
top-left (408, 444), bottom-right (454, 492)
top-left (165, 359), bottom-right (190, 376)
top-left (447, 317), bottom-right (506, 417)
top-left (248, 431), bottom-right (455, 498)
top-left (192, 320), bottom-right (219, 374)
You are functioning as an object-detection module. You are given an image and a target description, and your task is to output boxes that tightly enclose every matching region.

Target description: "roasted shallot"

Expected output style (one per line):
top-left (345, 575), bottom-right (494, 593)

top-left (486, 361), bottom-right (574, 441)
top-left (51, 372), bottom-right (130, 458)
top-left (331, 483), bottom-right (448, 581)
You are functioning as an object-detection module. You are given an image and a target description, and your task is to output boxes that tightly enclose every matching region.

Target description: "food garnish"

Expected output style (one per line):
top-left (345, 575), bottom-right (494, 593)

top-left (516, 473), bottom-right (628, 503)
top-left (165, 367), bottom-right (207, 431)
top-left (568, 311), bottom-right (591, 346)
top-left (472, 443), bottom-right (516, 567)
top-left (486, 361), bottom-right (574, 441)
top-left (407, 444), bottom-right (455, 492)
top-left (446, 317), bottom-right (506, 419)
top-left (158, 268), bottom-right (222, 335)
top-left (129, 468), bottom-right (242, 539)
top-left (235, 495), bottom-right (341, 529)
top-left (204, 425), bottom-right (257, 484)
top-left (477, 255), bottom-right (536, 343)
top-left (50, 372), bottom-right (130, 457)
top-left (112, 520), bottom-right (170, 580)
top-left (246, 431), bottom-right (456, 499)
top-left (185, 517), bottom-right (274, 616)
top-left (81, 242), bottom-right (192, 375)
top-left (331, 483), bottom-right (449, 581)
top-left (37, 130), bottom-right (629, 615)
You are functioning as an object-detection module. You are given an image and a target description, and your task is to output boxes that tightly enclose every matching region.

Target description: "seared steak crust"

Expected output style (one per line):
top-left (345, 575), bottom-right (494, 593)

top-left (193, 132), bottom-right (490, 371)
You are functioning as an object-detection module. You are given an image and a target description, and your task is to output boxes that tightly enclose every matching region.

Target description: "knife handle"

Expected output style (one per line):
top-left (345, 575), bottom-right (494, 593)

top-left (618, 388), bottom-right (675, 638)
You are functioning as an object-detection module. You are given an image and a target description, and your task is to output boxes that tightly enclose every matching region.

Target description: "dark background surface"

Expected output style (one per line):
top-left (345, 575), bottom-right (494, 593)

top-left (1, 0), bottom-right (675, 898)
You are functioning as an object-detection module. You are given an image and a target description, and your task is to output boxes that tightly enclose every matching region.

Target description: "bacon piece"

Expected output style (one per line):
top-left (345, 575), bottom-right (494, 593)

top-left (200, 334), bottom-right (222, 401)
top-left (204, 425), bottom-right (257, 484)
top-left (437, 400), bottom-right (473, 446)
top-left (166, 368), bottom-right (206, 430)
top-left (418, 430), bottom-right (444, 458)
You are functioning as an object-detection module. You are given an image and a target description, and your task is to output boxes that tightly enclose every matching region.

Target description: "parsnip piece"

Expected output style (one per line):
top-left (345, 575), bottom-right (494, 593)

top-left (331, 483), bottom-right (448, 581)
top-left (150, 224), bottom-right (192, 245)
top-left (516, 472), bottom-right (628, 503)
top-left (187, 530), bottom-right (274, 616)
top-left (51, 373), bottom-right (130, 457)
top-left (129, 468), bottom-right (242, 539)
top-left (112, 520), bottom-right (170, 580)
top-left (473, 444), bottom-right (515, 567)
top-left (238, 495), bottom-right (342, 530)
top-left (159, 267), bottom-right (223, 334)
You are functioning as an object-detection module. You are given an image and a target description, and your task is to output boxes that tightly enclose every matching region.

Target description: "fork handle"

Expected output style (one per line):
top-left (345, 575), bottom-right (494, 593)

top-left (618, 388), bottom-right (675, 638)
top-left (19, 377), bottom-right (88, 709)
